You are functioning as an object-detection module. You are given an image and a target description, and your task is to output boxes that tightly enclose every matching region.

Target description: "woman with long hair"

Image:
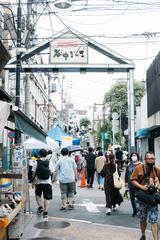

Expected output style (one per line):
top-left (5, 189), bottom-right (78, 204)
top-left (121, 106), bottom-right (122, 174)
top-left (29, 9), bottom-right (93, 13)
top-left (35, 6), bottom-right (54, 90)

top-left (100, 153), bottom-right (123, 215)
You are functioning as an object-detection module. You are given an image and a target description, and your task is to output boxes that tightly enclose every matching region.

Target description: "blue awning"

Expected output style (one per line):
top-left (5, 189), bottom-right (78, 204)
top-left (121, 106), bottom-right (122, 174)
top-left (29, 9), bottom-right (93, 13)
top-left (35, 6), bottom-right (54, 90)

top-left (72, 138), bottom-right (80, 145)
top-left (48, 125), bottom-right (69, 143)
top-left (13, 109), bottom-right (47, 143)
top-left (136, 128), bottom-right (148, 138)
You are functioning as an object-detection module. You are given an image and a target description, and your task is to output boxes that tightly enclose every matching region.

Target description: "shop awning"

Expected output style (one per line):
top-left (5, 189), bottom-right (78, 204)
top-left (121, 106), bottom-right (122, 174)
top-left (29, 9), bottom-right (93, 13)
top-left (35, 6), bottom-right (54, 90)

top-left (7, 108), bottom-right (47, 143)
top-left (148, 125), bottom-right (160, 138)
top-left (0, 88), bottom-right (13, 102)
top-left (13, 109), bottom-right (47, 143)
top-left (136, 128), bottom-right (149, 138)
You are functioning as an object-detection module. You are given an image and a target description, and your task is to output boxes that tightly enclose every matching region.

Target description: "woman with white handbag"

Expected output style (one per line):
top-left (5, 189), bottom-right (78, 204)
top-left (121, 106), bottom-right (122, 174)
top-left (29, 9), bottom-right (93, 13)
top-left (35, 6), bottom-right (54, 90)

top-left (100, 153), bottom-right (123, 215)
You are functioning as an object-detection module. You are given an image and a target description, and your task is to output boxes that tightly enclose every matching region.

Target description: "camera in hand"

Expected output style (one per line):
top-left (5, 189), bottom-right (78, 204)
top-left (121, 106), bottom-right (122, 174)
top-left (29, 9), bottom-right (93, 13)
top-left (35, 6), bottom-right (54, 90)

top-left (154, 192), bottom-right (160, 204)
top-left (148, 185), bottom-right (156, 194)
top-left (148, 185), bottom-right (160, 204)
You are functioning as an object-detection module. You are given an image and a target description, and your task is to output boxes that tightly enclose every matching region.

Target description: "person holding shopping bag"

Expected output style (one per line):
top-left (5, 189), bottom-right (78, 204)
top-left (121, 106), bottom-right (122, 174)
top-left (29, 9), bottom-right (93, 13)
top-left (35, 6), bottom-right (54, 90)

top-left (100, 153), bottom-right (123, 215)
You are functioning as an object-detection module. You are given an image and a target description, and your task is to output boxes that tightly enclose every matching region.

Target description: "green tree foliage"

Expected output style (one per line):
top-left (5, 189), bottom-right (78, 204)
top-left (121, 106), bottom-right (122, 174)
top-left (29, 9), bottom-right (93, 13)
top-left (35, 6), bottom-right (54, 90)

top-left (104, 81), bottom-right (145, 132)
top-left (80, 117), bottom-right (91, 128)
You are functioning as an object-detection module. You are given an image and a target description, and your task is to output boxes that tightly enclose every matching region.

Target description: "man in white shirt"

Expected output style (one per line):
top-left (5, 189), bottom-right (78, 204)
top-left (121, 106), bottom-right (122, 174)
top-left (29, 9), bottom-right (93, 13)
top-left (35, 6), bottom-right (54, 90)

top-left (32, 149), bottom-right (54, 220)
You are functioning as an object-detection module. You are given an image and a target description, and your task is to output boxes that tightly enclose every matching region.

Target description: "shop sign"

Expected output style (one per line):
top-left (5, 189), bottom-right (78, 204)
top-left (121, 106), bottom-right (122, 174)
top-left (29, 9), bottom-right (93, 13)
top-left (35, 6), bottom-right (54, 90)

top-left (13, 145), bottom-right (26, 168)
top-left (50, 37), bottom-right (88, 64)
top-left (8, 131), bottom-right (15, 140)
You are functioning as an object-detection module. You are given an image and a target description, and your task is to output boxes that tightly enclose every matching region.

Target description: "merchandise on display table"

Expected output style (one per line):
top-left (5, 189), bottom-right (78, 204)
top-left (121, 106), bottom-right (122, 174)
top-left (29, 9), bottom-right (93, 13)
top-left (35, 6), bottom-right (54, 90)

top-left (0, 169), bottom-right (25, 240)
top-left (0, 144), bottom-right (28, 240)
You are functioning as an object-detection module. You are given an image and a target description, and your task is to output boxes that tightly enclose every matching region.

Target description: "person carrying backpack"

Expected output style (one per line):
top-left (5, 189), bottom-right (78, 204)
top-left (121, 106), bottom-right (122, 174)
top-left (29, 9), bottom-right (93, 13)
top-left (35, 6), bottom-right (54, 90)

top-left (32, 148), bottom-right (54, 220)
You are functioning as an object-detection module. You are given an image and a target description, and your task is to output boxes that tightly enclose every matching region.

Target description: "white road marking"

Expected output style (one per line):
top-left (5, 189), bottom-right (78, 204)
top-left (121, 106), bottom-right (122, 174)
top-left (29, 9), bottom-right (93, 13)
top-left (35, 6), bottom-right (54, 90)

top-left (79, 199), bottom-right (101, 212)
top-left (75, 203), bottom-right (104, 208)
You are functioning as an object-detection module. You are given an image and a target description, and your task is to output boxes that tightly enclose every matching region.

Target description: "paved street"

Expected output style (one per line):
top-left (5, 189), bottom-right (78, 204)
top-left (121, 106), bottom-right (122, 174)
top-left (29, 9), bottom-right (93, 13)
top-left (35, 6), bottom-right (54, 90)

top-left (22, 177), bottom-right (154, 240)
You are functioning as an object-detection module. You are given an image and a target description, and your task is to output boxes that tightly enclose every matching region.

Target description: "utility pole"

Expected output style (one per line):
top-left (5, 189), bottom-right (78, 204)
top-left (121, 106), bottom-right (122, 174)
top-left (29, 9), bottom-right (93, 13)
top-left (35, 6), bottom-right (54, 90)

top-left (15, 0), bottom-right (22, 144)
top-left (60, 75), bottom-right (65, 124)
top-left (94, 103), bottom-right (105, 152)
top-left (93, 103), bottom-right (96, 131)
top-left (25, 0), bottom-right (33, 117)
top-left (48, 74), bottom-right (51, 131)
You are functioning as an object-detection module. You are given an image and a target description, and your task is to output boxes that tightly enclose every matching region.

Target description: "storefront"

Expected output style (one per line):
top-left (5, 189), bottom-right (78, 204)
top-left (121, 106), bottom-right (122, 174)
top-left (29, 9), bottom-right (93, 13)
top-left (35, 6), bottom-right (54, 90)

top-left (136, 128), bottom-right (149, 161)
top-left (0, 88), bottom-right (48, 240)
top-left (148, 126), bottom-right (160, 166)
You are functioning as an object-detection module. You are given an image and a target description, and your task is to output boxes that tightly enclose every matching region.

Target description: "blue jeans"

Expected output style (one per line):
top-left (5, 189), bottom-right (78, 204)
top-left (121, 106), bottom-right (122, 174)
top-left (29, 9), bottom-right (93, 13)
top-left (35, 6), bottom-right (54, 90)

top-left (97, 173), bottom-right (104, 186)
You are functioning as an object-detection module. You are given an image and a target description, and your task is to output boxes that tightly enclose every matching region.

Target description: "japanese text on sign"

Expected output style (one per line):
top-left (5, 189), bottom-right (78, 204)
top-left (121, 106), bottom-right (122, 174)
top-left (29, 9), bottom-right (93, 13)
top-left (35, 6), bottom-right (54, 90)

top-left (13, 145), bottom-right (26, 168)
top-left (50, 38), bottom-right (88, 64)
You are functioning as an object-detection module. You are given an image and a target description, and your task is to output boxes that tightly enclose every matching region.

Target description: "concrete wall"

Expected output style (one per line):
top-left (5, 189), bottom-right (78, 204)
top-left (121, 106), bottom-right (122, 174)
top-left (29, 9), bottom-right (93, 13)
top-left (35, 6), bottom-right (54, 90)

top-left (154, 137), bottom-right (160, 167)
top-left (140, 94), bottom-right (148, 128)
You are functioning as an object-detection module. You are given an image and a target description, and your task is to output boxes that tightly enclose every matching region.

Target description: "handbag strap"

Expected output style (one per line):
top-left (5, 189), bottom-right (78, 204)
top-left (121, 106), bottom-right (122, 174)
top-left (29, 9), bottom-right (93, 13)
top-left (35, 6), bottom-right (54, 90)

top-left (138, 164), bottom-right (149, 184)
top-left (139, 165), bottom-right (158, 184)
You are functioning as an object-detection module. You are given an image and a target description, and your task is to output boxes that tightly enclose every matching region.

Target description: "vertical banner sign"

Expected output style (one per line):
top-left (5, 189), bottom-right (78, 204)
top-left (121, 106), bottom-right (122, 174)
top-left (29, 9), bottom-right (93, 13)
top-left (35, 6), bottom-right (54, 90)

top-left (13, 145), bottom-right (26, 169)
top-left (50, 35), bottom-right (88, 64)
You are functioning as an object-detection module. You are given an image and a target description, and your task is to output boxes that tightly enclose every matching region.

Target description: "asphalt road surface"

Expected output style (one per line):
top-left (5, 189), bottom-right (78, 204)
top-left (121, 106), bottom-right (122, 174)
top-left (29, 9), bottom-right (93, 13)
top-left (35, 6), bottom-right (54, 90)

top-left (28, 179), bottom-right (140, 230)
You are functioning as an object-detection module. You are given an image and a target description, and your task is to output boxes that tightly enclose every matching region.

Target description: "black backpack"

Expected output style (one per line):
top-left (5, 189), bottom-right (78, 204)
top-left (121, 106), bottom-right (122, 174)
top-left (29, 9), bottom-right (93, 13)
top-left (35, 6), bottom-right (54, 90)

top-left (36, 160), bottom-right (51, 180)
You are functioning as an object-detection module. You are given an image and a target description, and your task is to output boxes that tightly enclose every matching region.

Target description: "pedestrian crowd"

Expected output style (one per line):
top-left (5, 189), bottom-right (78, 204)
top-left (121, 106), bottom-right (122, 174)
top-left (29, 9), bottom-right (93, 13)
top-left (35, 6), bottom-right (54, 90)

top-left (28, 146), bottom-right (160, 240)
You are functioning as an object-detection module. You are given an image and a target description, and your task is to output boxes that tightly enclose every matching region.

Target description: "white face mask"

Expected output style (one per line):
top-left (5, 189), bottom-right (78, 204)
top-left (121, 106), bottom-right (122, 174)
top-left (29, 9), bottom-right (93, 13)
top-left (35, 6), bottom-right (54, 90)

top-left (131, 156), bottom-right (138, 162)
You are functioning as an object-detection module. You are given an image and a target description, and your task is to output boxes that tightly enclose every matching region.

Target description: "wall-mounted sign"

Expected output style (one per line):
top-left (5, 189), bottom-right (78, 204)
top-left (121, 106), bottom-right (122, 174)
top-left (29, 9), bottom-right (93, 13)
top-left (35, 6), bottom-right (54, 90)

top-left (8, 131), bottom-right (15, 140)
top-left (50, 37), bottom-right (88, 64)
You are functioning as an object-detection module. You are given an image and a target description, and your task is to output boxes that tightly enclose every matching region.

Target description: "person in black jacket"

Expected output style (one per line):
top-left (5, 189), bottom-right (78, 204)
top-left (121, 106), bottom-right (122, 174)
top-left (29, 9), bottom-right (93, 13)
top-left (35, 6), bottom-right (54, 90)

top-left (85, 147), bottom-right (96, 188)
top-left (115, 147), bottom-right (124, 170)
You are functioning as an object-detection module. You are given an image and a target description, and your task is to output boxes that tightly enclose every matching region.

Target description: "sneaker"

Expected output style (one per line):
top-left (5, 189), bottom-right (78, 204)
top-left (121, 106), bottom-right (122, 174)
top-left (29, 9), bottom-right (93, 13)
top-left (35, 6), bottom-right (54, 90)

top-left (106, 208), bottom-right (111, 215)
top-left (43, 212), bottom-right (48, 221)
top-left (37, 206), bottom-right (43, 214)
top-left (60, 206), bottom-right (67, 211)
top-left (0, 206), bottom-right (8, 218)
top-left (14, 195), bottom-right (21, 203)
top-left (68, 205), bottom-right (74, 210)
top-left (4, 204), bottom-right (12, 213)
top-left (139, 235), bottom-right (146, 240)
top-left (113, 204), bottom-right (119, 211)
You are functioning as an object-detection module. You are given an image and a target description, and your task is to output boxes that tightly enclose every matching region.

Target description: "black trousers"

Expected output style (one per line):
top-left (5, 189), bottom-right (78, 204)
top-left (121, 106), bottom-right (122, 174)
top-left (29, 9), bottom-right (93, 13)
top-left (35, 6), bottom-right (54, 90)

top-left (86, 169), bottom-right (95, 188)
top-left (129, 187), bottom-right (137, 213)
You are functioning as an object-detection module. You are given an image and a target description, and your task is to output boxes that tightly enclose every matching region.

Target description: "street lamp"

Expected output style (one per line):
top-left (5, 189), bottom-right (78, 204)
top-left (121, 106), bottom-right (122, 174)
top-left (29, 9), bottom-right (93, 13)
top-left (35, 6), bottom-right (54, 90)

top-left (53, 0), bottom-right (72, 10)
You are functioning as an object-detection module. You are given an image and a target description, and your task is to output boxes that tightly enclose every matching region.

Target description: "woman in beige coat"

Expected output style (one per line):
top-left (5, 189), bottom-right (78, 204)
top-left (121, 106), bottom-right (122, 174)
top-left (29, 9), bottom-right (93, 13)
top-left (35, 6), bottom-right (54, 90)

top-left (95, 151), bottom-right (106, 190)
